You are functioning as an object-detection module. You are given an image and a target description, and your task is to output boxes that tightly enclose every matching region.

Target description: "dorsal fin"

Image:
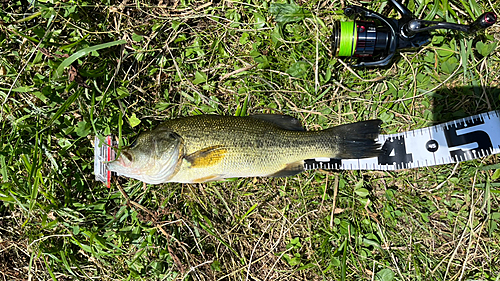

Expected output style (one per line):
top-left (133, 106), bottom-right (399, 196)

top-left (249, 114), bottom-right (305, 131)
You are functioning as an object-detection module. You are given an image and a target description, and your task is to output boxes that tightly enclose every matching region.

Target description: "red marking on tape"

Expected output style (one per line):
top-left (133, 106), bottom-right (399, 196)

top-left (107, 136), bottom-right (112, 188)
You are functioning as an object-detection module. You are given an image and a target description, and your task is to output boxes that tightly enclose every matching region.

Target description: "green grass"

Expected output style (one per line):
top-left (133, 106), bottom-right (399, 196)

top-left (1, 0), bottom-right (500, 280)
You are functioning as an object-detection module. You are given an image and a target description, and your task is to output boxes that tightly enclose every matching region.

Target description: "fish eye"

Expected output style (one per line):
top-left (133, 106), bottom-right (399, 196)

top-left (168, 132), bottom-right (181, 141)
top-left (129, 139), bottom-right (137, 148)
top-left (129, 136), bottom-right (140, 148)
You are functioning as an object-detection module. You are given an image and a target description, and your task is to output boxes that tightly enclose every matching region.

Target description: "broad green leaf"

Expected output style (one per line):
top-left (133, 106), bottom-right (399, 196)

top-left (286, 61), bottom-right (309, 78)
top-left (379, 111), bottom-right (394, 123)
top-left (421, 212), bottom-right (430, 222)
top-left (297, 263), bottom-right (315, 271)
top-left (355, 188), bottom-right (369, 198)
top-left (362, 238), bottom-right (381, 248)
top-left (432, 35), bottom-right (444, 45)
top-left (441, 56), bottom-right (458, 74)
top-left (75, 121), bottom-right (90, 137)
top-left (354, 178), bottom-right (364, 189)
top-left (253, 12), bottom-right (266, 29)
top-left (282, 253), bottom-right (301, 267)
top-left (56, 39), bottom-right (126, 77)
top-left (424, 109), bottom-right (434, 120)
top-left (239, 32), bottom-right (249, 45)
top-left (375, 268), bottom-right (395, 281)
top-left (132, 33), bottom-right (143, 42)
top-left (250, 50), bottom-right (270, 69)
top-left (32, 91), bottom-right (48, 103)
top-left (269, 3), bottom-right (311, 23)
top-left (287, 237), bottom-right (301, 249)
top-left (193, 71), bottom-right (207, 85)
top-left (288, 254), bottom-right (301, 266)
top-left (128, 113), bottom-right (141, 128)
top-left (211, 260), bottom-right (221, 271)
top-left (436, 45), bottom-right (454, 58)
top-left (115, 86), bottom-right (130, 99)
top-left (476, 41), bottom-right (497, 57)
top-left (331, 256), bottom-right (341, 267)
top-left (423, 52), bottom-right (435, 64)
top-left (492, 212), bottom-right (500, 220)
top-left (8, 86), bottom-right (33, 93)
top-left (0, 192), bottom-right (14, 202)
top-left (323, 68), bottom-right (332, 83)
top-left (492, 169), bottom-right (500, 181)
top-left (271, 26), bottom-right (283, 48)
top-left (172, 20), bottom-right (182, 30)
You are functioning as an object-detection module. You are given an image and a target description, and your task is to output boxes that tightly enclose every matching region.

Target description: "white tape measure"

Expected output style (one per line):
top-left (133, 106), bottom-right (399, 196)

top-left (94, 135), bottom-right (116, 188)
top-left (304, 110), bottom-right (500, 171)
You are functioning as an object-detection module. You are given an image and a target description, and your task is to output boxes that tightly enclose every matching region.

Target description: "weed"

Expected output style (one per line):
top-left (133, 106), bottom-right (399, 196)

top-left (1, 0), bottom-right (499, 280)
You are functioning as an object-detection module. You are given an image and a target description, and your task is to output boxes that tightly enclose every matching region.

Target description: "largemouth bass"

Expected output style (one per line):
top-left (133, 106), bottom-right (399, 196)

top-left (107, 115), bottom-right (381, 184)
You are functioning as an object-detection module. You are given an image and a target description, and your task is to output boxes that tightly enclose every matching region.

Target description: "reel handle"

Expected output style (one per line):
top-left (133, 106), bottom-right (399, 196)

top-left (404, 12), bottom-right (497, 37)
top-left (388, 0), bottom-right (413, 19)
top-left (470, 12), bottom-right (497, 32)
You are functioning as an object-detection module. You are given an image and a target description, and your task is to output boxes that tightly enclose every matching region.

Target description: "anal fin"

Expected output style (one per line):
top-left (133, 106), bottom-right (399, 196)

top-left (192, 174), bottom-right (224, 183)
top-left (267, 161), bottom-right (305, 178)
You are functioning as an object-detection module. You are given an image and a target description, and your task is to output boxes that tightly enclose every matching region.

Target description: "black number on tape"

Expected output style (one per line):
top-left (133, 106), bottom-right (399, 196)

top-left (426, 140), bottom-right (439, 152)
top-left (378, 136), bottom-right (413, 169)
top-left (444, 118), bottom-right (493, 160)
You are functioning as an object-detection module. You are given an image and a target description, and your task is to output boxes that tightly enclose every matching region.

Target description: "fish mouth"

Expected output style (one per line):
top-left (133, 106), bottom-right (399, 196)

top-left (106, 153), bottom-right (131, 173)
top-left (106, 159), bottom-right (121, 173)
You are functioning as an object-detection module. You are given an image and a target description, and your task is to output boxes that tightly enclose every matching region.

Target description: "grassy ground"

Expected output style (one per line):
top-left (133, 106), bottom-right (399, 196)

top-left (1, 0), bottom-right (500, 280)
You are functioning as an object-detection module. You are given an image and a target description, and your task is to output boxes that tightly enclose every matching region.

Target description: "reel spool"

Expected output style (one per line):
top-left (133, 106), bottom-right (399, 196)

top-left (332, 0), bottom-right (497, 67)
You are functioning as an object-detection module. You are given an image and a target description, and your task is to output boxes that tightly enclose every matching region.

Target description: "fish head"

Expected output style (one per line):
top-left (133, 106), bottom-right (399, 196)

top-left (107, 128), bottom-right (183, 184)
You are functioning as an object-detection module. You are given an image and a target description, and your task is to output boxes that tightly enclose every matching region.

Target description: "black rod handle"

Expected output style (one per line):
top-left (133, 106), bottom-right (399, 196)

top-left (405, 12), bottom-right (497, 36)
top-left (469, 12), bottom-right (497, 33)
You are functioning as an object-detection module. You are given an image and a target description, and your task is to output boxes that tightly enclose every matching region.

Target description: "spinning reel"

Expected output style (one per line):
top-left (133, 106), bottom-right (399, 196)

top-left (331, 0), bottom-right (497, 67)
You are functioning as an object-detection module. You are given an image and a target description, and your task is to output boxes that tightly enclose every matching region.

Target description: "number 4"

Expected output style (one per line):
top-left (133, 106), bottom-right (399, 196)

top-left (377, 136), bottom-right (413, 169)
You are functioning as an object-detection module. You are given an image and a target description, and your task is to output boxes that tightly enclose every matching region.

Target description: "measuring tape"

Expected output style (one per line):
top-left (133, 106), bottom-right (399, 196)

top-left (95, 110), bottom-right (500, 186)
top-left (94, 135), bottom-right (116, 188)
top-left (305, 110), bottom-right (500, 171)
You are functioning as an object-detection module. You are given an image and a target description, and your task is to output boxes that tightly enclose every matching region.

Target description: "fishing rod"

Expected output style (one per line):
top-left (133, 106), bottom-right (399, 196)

top-left (332, 0), bottom-right (497, 67)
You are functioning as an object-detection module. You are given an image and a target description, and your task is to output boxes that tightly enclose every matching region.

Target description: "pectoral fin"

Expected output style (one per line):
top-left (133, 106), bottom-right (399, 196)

top-left (185, 145), bottom-right (227, 168)
top-left (267, 161), bottom-right (305, 177)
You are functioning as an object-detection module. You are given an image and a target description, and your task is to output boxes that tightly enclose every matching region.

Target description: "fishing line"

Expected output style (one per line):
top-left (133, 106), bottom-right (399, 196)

top-left (337, 21), bottom-right (357, 57)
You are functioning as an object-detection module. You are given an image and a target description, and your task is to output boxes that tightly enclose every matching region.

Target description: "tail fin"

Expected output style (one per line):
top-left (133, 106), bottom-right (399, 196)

top-left (329, 120), bottom-right (382, 159)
